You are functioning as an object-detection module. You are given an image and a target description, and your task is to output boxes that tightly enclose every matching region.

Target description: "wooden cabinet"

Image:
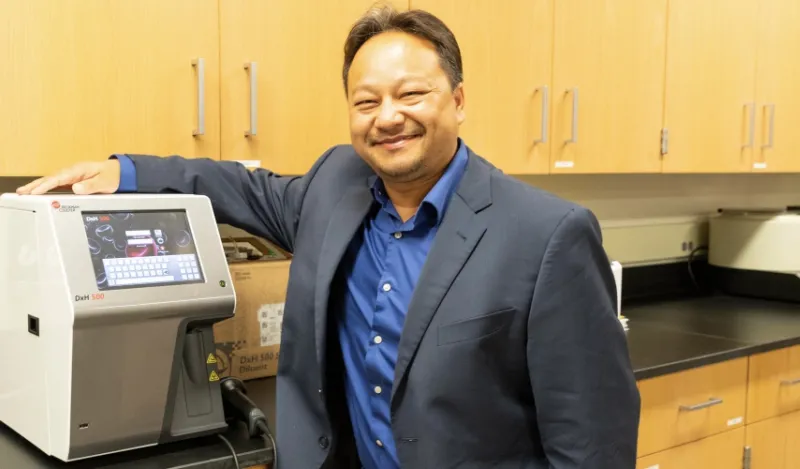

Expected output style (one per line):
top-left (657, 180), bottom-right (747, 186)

top-left (746, 345), bottom-right (800, 424)
top-left (219, 0), bottom-right (406, 175)
top-left (550, 0), bottom-right (667, 174)
top-left (409, 0), bottom-right (553, 174)
top-left (745, 410), bottom-right (800, 469)
top-left (1, 1), bottom-right (799, 178)
top-left (661, 0), bottom-right (760, 173)
top-left (636, 347), bottom-right (800, 466)
top-left (637, 358), bottom-right (748, 457)
top-left (412, 0), bottom-right (668, 175)
top-left (0, 0), bottom-right (220, 177)
top-left (752, 0), bottom-right (800, 173)
top-left (636, 427), bottom-right (745, 469)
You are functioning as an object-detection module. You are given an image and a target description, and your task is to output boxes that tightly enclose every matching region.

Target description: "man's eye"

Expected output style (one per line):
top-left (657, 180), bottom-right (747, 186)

top-left (402, 91), bottom-right (424, 98)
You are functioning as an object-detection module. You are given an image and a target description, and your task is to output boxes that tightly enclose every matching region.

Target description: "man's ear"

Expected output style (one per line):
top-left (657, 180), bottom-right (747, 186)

top-left (453, 82), bottom-right (465, 124)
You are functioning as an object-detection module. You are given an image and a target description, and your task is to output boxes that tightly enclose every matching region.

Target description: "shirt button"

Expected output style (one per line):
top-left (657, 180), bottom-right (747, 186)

top-left (374, 336), bottom-right (383, 344)
top-left (376, 440), bottom-right (383, 447)
top-left (382, 283), bottom-right (391, 292)
top-left (318, 436), bottom-right (330, 449)
top-left (394, 232), bottom-right (402, 239)
top-left (374, 386), bottom-right (382, 394)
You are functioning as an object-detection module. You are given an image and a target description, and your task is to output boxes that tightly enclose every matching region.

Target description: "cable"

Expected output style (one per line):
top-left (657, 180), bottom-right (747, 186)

top-left (217, 433), bottom-right (241, 469)
top-left (687, 245), bottom-right (708, 291)
top-left (219, 376), bottom-right (277, 468)
top-left (257, 420), bottom-right (278, 469)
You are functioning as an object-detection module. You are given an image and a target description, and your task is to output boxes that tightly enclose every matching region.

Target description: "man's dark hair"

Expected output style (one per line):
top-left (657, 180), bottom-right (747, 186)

top-left (342, 4), bottom-right (463, 94)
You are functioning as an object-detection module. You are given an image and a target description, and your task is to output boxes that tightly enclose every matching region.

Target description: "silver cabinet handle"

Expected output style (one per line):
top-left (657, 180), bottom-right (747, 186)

top-left (743, 102), bottom-right (755, 149)
top-left (679, 397), bottom-right (723, 411)
top-left (192, 58), bottom-right (205, 136)
top-left (762, 104), bottom-right (775, 149)
top-left (780, 377), bottom-right (800, 386)
top-left (535, 86), bottom-right (548, 144)
top-left (245, 62), bottom-right (258, 137)
top-left (566, 88), bottom-right (578, 144)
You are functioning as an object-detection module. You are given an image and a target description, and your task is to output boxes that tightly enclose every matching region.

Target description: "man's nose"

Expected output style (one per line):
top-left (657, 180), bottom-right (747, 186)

top-left (375, 100), bottom-right (404, 128)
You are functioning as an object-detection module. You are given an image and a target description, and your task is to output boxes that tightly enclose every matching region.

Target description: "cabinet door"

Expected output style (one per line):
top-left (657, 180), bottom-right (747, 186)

top-left (0, 0), bottom-right (220, 177)
top-left (409, 0), bottom-right (553, 174)
top-left (752, 0), bottom-right (800, 172)
top-left (746, 344), bottom-right (800, 424)
top-left (662, 0), bottom-right (759, 173)
top-left (551, 0), bottom-right (667, 174)
top-left (220, 1), bottom-right (406, 175)
top-left (635, 427), bottom-right (745, 469)
top-left (745, 410), bottom-right (800, 468)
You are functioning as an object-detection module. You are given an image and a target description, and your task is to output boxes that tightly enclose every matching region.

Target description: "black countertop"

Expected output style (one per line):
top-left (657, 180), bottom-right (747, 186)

top-left (624, 294), bottom-right (800, 379)
top-left (0, 419), bottom-right (273, 469)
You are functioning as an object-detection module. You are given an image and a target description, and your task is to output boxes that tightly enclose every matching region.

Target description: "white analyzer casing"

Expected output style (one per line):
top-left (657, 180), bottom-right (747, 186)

top-left (0, 193), bottom-right (236, 462)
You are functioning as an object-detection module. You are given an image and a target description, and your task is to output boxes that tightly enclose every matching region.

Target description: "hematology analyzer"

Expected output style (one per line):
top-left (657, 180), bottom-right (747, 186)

top-left (0, 193), bottom-right (236, 462)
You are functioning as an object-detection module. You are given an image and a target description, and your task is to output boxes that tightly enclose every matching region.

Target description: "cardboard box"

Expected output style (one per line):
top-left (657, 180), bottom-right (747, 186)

top-left (212, 259), bottom-right (290, 381)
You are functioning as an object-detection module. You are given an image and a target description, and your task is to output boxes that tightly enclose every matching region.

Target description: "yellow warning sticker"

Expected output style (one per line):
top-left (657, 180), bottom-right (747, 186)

top-left (209, 370), bottom-right (220, 382)
top-left (206, 353), bottom-right (217, 364)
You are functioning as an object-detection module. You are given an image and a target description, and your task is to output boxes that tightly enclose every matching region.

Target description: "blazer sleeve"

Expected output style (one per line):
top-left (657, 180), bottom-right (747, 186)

top-left (122, 147), bottom-right (336, 254)
top-left (527, 206), bottom-right (641, 468)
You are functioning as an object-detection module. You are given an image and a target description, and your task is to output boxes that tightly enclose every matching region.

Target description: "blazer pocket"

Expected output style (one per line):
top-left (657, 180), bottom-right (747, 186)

top-left (437, 308), bottom-right (516, 346)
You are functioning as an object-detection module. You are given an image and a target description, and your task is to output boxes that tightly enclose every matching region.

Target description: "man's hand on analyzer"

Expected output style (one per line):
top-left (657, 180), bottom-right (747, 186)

top-left (16, 160), bottom-right (121, 195)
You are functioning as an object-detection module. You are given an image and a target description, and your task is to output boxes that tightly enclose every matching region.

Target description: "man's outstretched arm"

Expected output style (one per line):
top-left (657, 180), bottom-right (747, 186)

top-left (18, 147), bottom-right (338, 254)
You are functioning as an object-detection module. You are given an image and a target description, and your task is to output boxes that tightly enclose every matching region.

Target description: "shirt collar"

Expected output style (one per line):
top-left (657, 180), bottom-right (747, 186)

top-left (371, 138), bottom-right (469, 226)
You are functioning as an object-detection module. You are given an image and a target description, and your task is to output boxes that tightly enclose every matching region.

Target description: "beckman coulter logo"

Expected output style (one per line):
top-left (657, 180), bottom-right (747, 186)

top-left (52, 200), bottom-right (78, 212)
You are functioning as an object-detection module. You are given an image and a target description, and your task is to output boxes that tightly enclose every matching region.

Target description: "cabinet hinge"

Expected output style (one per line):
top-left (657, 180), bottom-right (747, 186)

top-left (660, 128), bottom-right (669, 156)
top-left (743, 445), bottom-right (752, 469)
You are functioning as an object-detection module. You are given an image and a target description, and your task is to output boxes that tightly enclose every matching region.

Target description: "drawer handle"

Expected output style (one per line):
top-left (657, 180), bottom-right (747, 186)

top-left (780, 378), bottom-right (800, 386)
top-left (679, 397), bottom-right (723, 411)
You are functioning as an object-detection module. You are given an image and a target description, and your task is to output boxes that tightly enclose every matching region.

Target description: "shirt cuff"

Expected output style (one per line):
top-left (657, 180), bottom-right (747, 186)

top-left (110, 154), bottom-right (137, 193)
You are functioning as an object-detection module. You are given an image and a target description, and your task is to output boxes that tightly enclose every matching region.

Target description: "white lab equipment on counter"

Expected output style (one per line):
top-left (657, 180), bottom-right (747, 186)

top-left (0, 193), bottom-right (235, 462)
top-left (709, 207), bottom-right (800, 303)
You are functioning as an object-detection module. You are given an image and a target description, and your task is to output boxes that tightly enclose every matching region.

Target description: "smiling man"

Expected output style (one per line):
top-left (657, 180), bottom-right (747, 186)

top-left (18, 5), bottom-right (640, 469)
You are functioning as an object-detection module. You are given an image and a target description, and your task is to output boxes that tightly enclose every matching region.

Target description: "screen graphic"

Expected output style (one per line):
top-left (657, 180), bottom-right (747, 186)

top-left (83, 210), bottom-right (204, 291)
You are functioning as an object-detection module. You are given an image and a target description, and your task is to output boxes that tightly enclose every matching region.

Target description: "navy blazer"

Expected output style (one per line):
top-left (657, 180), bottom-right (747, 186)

top-left (127, 144), bottom-right (640, 468)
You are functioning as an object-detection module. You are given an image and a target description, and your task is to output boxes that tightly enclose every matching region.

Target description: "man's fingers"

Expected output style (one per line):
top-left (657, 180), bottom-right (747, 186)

top-left (28, 173), bottom-right (71, 195)
top-left (15, 177), bottom-right (46, 195)
top-left (16, 165), bottom-right (94, 195)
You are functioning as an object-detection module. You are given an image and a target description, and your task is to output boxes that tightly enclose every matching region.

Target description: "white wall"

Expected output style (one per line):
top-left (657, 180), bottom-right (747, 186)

top-left (515, 173), bottom-right (800, 265)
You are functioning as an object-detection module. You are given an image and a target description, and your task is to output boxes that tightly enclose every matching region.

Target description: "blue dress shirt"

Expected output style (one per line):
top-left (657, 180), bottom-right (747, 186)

top-left (337, 141), bottom-right (468, 469)
top-left (113, 141), bottom-right (469, 468)
top-left (112, 154), bottom-right (138, 193)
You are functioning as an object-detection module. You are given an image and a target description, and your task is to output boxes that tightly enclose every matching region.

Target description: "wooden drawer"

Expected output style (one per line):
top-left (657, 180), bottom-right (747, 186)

top-left (746, 344), bottom-right (800, 424)
top-left (637, 357), bottom-right (748, 457)
top-left (636, 427), bottom-right (745, 469)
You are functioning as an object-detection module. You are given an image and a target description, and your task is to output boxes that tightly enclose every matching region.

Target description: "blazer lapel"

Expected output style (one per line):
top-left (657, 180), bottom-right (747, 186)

top-left (314, 183), bottom-right (374, 389)
top-left (391, 152), bottom-right (493, 405)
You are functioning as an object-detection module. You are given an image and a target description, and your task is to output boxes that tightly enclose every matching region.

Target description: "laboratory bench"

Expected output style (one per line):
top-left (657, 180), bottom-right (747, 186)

top-left (625, 294), bottom-right (800, 380)
top-left (623, 294), bottom-right (800, 468)
top-left (2, 291), bottom-right (799, 468)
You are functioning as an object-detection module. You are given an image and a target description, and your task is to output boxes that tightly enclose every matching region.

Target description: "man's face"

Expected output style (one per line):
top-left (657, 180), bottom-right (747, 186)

top-left (346, 31), bottom-right (465, 183)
